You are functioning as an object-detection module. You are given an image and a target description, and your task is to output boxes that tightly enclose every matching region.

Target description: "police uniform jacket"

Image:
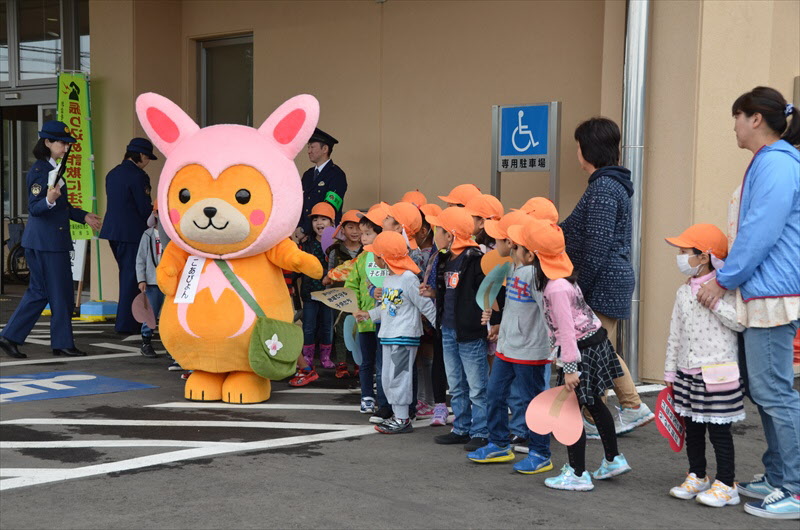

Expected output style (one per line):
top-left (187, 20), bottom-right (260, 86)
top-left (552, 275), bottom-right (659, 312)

top-left (99, 159), bottom-right (152, 243)
top-left (299, 160), bottom-right (347, 234)
top-left (22, 159), bottom-right (88, 252)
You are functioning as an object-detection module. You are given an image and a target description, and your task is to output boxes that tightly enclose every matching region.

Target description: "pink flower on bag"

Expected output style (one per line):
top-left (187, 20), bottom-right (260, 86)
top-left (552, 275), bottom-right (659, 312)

top-left (265, 334), bottom-right (283, 357)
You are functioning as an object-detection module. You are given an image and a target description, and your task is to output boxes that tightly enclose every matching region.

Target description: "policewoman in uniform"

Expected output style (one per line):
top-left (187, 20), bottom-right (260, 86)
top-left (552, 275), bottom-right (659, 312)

top-left (0, 121), bottom-right (102, 358)
top-left (295, 128), bottom-right (347, 240)
top-left (99, 138), bottom-right (156, 334)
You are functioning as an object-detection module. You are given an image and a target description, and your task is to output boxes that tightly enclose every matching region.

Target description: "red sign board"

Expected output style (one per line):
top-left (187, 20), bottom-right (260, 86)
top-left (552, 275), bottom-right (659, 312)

top-left (656, 386), bottom-right (686, 452)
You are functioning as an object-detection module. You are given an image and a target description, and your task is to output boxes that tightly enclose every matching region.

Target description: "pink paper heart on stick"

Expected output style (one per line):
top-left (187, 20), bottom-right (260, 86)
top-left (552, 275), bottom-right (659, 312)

top-left (526, 386), bottom-right (583, 446)
top-left (132, 292), bottom-right (157, 330)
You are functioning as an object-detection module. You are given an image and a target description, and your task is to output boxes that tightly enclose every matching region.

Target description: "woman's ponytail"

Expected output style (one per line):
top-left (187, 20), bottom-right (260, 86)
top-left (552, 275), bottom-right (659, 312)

top-left (783, 103), bottom-right (800, 147)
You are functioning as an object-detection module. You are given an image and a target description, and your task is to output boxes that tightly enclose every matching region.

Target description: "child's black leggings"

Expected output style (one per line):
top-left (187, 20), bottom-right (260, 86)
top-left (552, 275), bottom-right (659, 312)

top-left (568, 394), bottom-right (618, 476)
top-left (432, 331), bottom-right (448, 403)
top-left (685, 418), bottom-right (735, 487)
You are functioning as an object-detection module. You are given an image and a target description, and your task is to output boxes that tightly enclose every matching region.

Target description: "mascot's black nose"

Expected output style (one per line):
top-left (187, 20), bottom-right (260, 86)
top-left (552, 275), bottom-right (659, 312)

top-left (203, 207), bottom-right (217, 219)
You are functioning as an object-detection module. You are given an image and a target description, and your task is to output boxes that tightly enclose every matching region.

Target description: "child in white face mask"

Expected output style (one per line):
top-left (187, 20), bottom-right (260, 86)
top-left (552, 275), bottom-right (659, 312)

top-left (664, 223), bottom-right (746, 508)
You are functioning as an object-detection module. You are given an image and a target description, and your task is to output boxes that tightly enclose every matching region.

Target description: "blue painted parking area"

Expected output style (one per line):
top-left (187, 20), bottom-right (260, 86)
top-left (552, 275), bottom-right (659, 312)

top-left (0, 371), bottom-right (157, 403)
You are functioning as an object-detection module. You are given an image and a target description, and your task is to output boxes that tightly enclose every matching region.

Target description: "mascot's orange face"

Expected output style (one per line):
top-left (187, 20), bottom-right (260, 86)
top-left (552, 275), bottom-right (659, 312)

top-left (167, 164), bottom-right (273, 255)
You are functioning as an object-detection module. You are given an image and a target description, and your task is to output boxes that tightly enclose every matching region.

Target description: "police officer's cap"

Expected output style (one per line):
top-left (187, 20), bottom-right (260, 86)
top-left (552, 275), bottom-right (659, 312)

top-left (38, 120), bottom-right (77, 143)
top-left (309, 128), bottom-right (338, 148)
top-left (126, 137), bottom-right (158, 160)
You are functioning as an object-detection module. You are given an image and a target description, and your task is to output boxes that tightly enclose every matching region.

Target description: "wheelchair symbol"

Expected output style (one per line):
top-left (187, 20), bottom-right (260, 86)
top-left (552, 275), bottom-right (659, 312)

top-left (512, 110), bottom-right (539, 152)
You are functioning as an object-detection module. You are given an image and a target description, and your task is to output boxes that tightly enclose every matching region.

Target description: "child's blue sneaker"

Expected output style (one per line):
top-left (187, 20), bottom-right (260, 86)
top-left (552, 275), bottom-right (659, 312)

top-left (592, 454), bottom-right (631, 480)
top-left (466, 442), bottom-right (515, 463)
top-left (744, 487), bottom-right (800, 520)
top-left (513, 451), bottom-right (553, 475)
top-left (544, 464), bottom-right (594, 491)
top-left (737, 474), bottom-right (775, 500)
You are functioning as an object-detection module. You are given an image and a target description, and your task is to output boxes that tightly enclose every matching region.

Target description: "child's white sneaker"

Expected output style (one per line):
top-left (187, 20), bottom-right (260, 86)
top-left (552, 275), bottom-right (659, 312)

top-left (696, 480), bottom-right (740, 507)
top-left (670, 473), bottom-right (711, 500)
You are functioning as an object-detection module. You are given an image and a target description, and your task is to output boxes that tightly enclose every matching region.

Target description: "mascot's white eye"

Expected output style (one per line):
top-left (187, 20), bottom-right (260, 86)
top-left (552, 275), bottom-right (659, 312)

top-left (179, 188), bottom-right (191, 203)
top-left (236, 189), bottom-right (251, 205)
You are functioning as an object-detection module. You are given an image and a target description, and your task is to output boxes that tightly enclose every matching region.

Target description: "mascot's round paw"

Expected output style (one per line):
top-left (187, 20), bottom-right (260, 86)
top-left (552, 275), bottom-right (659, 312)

top-left (222, 371), bottom-right (271, 404)
top-left (184, 370), bottom-right (226, 401)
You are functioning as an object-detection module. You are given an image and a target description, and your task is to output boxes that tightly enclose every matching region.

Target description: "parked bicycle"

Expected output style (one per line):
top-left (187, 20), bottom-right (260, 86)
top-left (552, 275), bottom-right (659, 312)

top-left (3, 216), bottom-right (29, 284)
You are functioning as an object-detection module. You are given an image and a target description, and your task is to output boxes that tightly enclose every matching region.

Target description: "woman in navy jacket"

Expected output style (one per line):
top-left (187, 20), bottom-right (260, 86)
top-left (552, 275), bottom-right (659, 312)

top-left (0, 121), bottom-right (102, 358)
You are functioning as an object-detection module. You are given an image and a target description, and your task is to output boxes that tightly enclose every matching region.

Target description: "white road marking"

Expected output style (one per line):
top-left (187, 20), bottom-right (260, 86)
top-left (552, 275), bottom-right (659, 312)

top-left (0, 426), bottom-right (381, 491)
top-left (1, 418), bottom-right (363, 431)
top-left (0, 352), bottom-right (140, 368)
top-left (1, 440), bottom-right (242, 449)
top-left (273, 388), bottom-right (353, 394)
top-left (148, 402), bottom-right (357, 412)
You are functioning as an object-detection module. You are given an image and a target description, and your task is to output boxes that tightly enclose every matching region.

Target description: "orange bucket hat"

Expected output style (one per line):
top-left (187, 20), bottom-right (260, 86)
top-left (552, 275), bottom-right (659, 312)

top-left (309, 201), bottom-right (335, 221)
top-left (464, 194), bottom-right (504, 220)
top-left (401, 189), bottom-right (428, 207)
top-left (515, 197), bottom-right (558, 223)
top-left (388, 202), bottom-right (422, 234)
top-left (358, 202), bottom-right (390, 226)
top-left (507, 219), bottom-right (574, 280)
top-left (484, 210), bottom-right (531, 241)
top-left (438, 184), bottom-right (482, 206)
top-left (363, 231), bottom-right (420, 275)
top-left (419, 203), bottom-right (443, 219)
top-left (665, 223), bottom-right (728, 261)
top-left (427, 206), bottom-right (480, 253)
top-left (333, 209), bottom-right (362, 238)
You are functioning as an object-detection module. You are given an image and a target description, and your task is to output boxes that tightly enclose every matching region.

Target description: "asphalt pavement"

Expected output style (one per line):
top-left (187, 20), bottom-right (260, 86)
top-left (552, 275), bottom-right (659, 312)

top-left (1, 284), bottom-right (798, 529)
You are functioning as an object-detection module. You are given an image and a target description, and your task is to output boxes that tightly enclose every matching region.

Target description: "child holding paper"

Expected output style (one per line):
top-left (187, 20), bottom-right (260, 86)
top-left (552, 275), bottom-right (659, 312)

top-left (288, 202), bottom-right (334, 386)
top-left (509, 218), bottom-right (630, 492)
top-left (663, 224), bottom-right (745, 507)
top-left (324, 209), bottom-right (363, 378)
top-left (354, 231), bottom-right (436, 434)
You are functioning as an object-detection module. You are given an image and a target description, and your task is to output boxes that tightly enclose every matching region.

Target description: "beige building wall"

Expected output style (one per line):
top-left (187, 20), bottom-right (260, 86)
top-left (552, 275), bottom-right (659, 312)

top-left (87, 0), bottom-right (797, 380)
top-left (640, 0), bottom-right (800, 381)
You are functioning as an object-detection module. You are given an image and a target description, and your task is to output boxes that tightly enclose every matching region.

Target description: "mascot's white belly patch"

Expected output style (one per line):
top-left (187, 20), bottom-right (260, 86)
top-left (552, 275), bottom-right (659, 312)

top-left (176, 260), bottom-right (256, 339)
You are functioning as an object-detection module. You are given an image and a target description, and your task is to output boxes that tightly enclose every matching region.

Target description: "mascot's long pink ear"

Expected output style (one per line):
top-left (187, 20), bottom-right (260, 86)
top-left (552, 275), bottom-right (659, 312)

top-left (258, 94), bottom-right (320, 160)
top-left (135, 92), bottom-right (201, 158)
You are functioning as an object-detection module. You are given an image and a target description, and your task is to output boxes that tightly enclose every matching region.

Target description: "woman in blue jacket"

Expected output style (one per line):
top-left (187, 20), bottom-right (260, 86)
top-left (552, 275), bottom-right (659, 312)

top-left (698, 86), bottom-right (800, 520)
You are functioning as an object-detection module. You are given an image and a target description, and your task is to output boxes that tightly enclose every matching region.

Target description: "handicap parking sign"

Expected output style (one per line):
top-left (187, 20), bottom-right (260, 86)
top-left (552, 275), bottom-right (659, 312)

top-left (0, 371), bottom-right (157, 403)
top-left (500, 105), bottom-right (549, 157)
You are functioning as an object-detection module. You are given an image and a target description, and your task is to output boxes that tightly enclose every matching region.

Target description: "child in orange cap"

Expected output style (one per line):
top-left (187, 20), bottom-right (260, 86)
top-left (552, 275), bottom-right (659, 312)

top-left (515, 197), bottom-right (558, 223)
top-left (470, 216), bottom-right (552, 472)
top-left (383, 202), bottom-right (423, 249)
top-left (290, 202), bottom-right (335, 386)
top-left (422, 206), bottom-right (497, 450)
top-left (663, 223), bottom-right (745, 506)
top-left (323, 209), bottom-right (363, 379)
top-left (343, 205), bottom-right (390, 419)
top-left (465, 194), bottom-right (504, 248)
top-left (401, 189), bottom-right (428, 207)
top-left (354, 231), bottom-right (436, 434)
top-left (508, 219), bottom-right (630, 491)
top-left (481, 210), bottom-right (550, 453)
top-left (438, 183), bottom-right (482, 207)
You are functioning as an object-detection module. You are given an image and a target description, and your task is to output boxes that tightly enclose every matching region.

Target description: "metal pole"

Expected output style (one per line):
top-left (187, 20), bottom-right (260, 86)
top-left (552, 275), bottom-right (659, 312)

top-left (490, 106), bottom-right (501, 198)
top-left (619, 0), bottom-right (651, 383)
top-left (549, 101), bottom-right (561, 207)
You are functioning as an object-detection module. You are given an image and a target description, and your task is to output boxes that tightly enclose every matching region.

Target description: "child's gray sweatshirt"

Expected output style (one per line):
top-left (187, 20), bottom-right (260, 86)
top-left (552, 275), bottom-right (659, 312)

top-left (368, 270), bottom-right (437, 346)
top-left (496, 264), bottom-right (551, 363)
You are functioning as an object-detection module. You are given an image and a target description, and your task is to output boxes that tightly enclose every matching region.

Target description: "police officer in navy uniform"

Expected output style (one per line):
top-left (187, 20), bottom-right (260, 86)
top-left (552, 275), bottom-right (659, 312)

top-left (294, 128), bottom-right (347, 242)
top-left (99, 138), bottom-right (157, 334)
top-left (0, 121), bottom-right (103, 358)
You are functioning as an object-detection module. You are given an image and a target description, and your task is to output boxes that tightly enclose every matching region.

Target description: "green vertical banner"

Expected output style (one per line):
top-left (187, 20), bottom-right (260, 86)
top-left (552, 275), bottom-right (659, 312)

top-left (57, 72), bottom-right (95, 240)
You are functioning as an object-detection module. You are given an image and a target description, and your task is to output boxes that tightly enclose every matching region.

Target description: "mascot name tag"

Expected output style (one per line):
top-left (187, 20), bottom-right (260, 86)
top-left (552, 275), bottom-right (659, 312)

top-left (175, 256), bottom-right (206, 304)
